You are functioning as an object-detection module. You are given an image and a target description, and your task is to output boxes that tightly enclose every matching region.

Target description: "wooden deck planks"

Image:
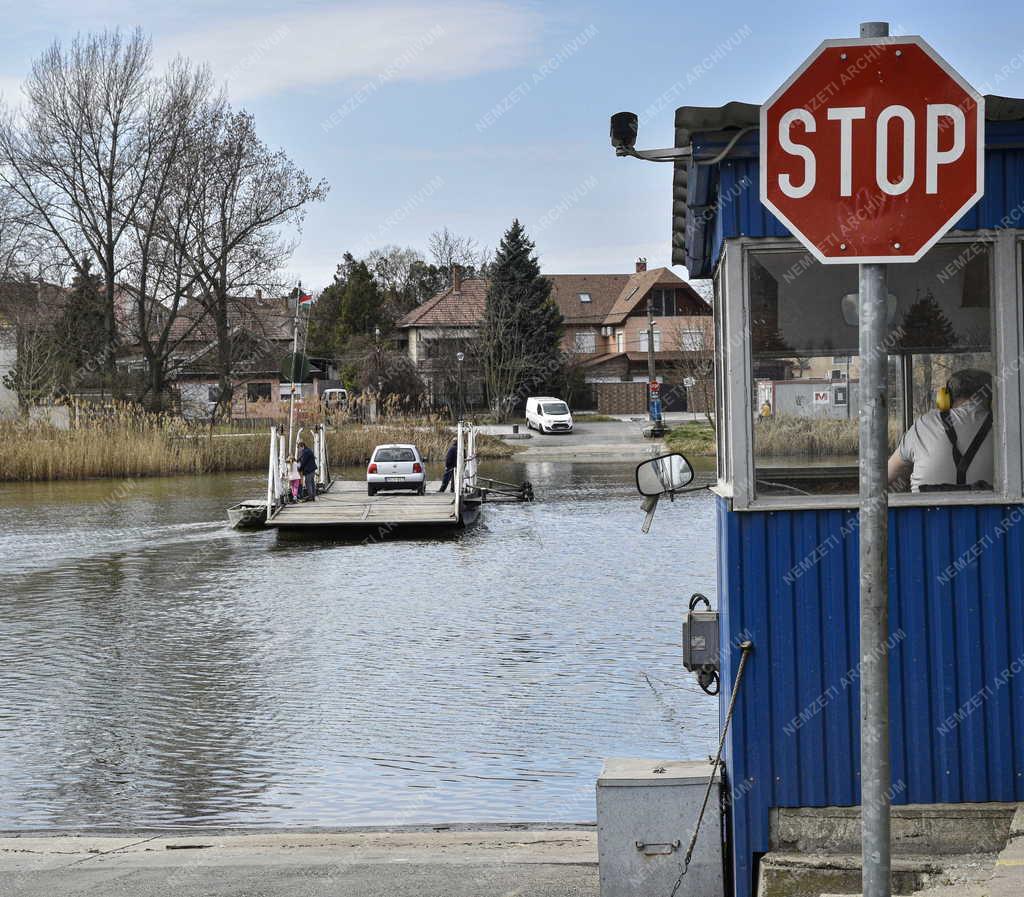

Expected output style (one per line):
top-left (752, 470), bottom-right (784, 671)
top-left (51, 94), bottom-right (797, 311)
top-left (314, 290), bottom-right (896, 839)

top-left (267, 485), bottom-right (460, 527)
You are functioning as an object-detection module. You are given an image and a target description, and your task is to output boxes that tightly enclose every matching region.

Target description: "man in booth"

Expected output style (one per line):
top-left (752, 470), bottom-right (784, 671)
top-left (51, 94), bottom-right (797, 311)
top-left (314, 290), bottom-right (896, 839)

top-left (887, 368), bottom-right (994, 493)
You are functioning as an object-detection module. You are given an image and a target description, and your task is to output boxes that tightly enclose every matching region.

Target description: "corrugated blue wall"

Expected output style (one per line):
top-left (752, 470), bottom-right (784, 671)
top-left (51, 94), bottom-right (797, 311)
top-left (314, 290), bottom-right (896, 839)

top-left (692, 121), bottom-right (1024, 276)
top-left (718, 498), bottom-right (1024, 897)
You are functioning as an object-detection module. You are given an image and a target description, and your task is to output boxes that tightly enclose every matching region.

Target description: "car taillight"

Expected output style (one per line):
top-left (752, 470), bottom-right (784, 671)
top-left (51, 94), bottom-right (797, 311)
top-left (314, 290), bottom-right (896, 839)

top-left (413, 462), bottom-right (423, 473)
top-left (368, 463), bottom-right (377, 473)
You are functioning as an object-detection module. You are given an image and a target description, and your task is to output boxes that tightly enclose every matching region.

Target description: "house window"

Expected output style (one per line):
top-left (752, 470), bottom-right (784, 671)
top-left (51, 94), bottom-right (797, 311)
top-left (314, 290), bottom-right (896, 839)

top-left (639, 330), bottom-right (662, 352)
top-left (615, 330), bottom-right (624, 353)
top-left (247, 382), bottom-right (272, 402)
top-left (574, 330), bottom-right (597, 353)
top-left (648, 289), bottom-right (678, 317)
top-left (680, 329), bottom-right (705, 351)
top-left (207, 386), bottom-right (221, 403)
top-left (578, 292), bottom-right (592, 303)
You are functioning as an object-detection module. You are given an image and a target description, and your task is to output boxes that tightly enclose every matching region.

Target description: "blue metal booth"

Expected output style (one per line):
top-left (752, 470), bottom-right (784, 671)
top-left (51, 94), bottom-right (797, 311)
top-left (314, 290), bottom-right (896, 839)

top-left (668, 96), bottom-right (1024, 897)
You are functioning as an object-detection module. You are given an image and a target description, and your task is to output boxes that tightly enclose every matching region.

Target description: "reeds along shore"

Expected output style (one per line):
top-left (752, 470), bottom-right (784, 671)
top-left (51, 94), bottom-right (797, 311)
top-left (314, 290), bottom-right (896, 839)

top-left (753, 416), bottom-right (903, 457)
top-left (0, 406), bottom-right (513, 482)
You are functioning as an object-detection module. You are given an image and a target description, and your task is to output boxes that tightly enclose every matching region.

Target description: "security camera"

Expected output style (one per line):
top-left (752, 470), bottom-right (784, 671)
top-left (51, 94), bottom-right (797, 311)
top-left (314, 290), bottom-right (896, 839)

top-left (610, 112), bottom-right (638, 151)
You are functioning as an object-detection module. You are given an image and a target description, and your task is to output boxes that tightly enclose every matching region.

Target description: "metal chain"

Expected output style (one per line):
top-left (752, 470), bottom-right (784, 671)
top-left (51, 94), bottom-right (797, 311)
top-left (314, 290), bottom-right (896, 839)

top-left (669, 640), bottom-right (753, 897)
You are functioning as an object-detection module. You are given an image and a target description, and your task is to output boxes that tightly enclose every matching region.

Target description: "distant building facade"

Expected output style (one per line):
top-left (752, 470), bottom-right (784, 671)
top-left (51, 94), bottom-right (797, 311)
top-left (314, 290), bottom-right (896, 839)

top-left (396, 260), bottom-right (714, 414)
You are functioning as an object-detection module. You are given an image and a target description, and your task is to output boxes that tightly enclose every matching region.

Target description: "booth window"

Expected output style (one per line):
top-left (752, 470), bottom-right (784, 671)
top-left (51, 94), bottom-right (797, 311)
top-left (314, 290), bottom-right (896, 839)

top-left (748, 243), bottom-right (994, 498)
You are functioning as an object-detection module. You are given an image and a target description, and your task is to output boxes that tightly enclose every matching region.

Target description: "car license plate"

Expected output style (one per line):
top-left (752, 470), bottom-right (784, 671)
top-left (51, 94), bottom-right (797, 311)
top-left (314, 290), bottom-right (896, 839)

top-left (385, 476), bottom-right (404, 482)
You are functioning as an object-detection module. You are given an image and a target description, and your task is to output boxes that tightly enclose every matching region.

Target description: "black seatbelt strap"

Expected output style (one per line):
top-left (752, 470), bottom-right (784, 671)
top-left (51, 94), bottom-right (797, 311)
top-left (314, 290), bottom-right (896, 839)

top-left (939, 410), bottom-right (993, 485)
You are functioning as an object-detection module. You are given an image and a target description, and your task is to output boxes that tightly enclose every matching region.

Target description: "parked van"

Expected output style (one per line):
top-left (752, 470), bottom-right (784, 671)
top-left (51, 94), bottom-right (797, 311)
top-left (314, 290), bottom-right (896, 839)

top-left (321, 387), bottom-right (348, 410)
top-left (525, 396), bottom-right (574, 434)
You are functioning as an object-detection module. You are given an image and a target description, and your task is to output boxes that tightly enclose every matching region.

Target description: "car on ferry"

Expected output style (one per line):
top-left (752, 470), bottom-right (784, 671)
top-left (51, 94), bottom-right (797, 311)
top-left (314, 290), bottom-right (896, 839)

top-left (525, 396), bottom-right (574, 434)
top-left (366, 444), bottom-right (426, 496)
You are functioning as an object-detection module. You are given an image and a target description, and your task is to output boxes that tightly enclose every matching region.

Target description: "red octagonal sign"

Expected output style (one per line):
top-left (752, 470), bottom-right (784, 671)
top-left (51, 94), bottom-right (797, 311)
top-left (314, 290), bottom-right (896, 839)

top-left (760, 36), bottom-right (984, 263)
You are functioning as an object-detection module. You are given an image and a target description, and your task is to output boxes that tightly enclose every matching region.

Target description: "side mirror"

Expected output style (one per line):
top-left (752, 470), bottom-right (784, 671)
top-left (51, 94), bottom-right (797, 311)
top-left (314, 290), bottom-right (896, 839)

top-left (635, 453), bottom-right (697, 533)
top-left (635, 453), bottom-right (695, 497)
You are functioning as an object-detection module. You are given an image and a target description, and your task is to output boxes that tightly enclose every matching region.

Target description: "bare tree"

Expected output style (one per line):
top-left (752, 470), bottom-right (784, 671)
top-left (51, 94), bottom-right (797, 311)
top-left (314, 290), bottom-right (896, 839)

top-left (427, 227), bottom-right (489, 273)
top-left (0, 30), bottom-right (157, 370)
top-left (184, 108), bottom-right (329, 419)
top-left (0, 284), bottom-right (60, 414)
top-left (366, 244), bottom-right (426, 320)
top-left (119, 60), bottom-right (222, 407)
top-left (666, 317), bottom-right (716, 427)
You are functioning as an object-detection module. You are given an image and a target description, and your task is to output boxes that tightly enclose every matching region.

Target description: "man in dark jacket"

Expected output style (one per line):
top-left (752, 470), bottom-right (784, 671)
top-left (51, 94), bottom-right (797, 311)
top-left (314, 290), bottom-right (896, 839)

top-left (297, 441), bottom-right (317, 501)
top-left (438, 438), bottom-right (458, 493)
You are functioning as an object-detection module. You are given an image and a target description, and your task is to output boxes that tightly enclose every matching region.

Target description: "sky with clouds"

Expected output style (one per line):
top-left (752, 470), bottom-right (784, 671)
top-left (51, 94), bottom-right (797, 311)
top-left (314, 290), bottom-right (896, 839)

top-left (2, 0), bottom-right (1023, 289)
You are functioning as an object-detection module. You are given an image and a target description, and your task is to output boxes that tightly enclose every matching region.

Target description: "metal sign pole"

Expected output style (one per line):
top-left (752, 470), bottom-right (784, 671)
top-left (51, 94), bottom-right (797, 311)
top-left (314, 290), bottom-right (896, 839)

top-left (858, 22), bottom-right (892, 897)
top-left (859, 260), bottom-right (890, 897)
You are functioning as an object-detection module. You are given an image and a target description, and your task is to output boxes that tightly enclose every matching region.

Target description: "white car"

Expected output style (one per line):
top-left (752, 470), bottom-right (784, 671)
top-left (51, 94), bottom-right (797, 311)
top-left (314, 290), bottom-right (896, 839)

top-left (367, 444), bottom-right (426, 495)
top-left (525, 396), bottom-right (574, 434)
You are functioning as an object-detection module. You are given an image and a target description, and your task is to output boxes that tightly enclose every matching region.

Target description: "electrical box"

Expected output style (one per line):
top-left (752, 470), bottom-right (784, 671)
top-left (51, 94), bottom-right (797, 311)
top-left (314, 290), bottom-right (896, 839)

top-left (682, 610), bottom-right (720, 673)
top-left (596, 758), bottom-right (724, 897)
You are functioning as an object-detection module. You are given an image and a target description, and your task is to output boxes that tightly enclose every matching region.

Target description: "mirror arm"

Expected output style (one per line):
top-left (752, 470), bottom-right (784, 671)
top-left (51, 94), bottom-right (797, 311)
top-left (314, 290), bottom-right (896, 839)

top-left (673, 484), bottom-right (708, 496)
top-left (641, 494), bottom-right (660, 533)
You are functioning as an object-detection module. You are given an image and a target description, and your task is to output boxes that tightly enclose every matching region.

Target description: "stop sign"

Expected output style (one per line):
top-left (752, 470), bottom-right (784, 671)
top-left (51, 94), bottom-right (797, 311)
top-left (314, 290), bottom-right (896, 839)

top-left (760, 36), bottom-right (984, 263)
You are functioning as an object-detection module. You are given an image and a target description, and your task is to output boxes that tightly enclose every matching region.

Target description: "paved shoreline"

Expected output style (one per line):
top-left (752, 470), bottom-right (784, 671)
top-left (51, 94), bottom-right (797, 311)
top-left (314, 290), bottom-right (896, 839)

top-left (480, 417), bottom-right (670, 461)
top-left (1, 827), bottom-right (599, 897)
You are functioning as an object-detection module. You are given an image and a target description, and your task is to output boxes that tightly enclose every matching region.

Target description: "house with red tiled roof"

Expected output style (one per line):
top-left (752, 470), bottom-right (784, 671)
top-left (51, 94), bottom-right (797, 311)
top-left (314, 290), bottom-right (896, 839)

top-left (118, 292), bottom-right (338, 420)
top-left (397, 259), bottom-right (713, 413)
top-left (396, 266), bottom-right (487, 408)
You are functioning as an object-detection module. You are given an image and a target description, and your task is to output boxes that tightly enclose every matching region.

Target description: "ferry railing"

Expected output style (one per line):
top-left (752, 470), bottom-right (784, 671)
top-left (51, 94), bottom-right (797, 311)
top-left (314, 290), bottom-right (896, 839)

top-left (315, 423), bottom-right (331, 489)
top-left (464, 424), bottom-right (478, 490)
top-left (454, 420), bottom-right (465, 520)
top-left (266, 425), bottom-right (286, 518)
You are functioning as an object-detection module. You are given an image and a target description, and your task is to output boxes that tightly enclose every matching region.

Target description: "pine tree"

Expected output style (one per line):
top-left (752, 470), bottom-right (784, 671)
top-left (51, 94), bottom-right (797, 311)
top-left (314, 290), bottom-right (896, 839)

top-left (897, 291), bottom-right (957, 350)
top-left (480, 220), bottom-right (564, 418)
top-left (337, 260), bottom-right (383, 344)
top-left (58, 259), bottom-right (107, 380)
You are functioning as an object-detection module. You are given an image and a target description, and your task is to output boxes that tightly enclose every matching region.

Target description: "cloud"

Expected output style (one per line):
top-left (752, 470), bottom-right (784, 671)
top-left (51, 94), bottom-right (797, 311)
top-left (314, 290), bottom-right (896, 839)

top-left (156, 2), bottom-right (544, 101)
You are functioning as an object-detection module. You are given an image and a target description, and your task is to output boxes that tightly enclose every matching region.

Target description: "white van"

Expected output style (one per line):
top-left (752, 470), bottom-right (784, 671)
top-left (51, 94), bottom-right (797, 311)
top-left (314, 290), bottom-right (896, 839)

top-left (321, 387), bottom-right (348, 410)
top-left (525, 396), bottom-right (574, 434)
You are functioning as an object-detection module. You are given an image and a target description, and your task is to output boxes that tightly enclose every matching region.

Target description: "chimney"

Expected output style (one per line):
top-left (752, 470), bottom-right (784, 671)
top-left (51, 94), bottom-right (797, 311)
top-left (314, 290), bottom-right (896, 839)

top-left (255, 288), bottom-right (263, 300)
top-left (451, 264), bottom-right (463, 292)
top-left (635, 257), bottom-right (647, 273)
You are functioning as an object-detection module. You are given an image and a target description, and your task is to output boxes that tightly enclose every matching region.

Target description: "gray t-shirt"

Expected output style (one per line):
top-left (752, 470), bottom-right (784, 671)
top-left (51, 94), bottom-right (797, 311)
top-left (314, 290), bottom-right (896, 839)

top-left (897, 400), bottom-right (993, 492)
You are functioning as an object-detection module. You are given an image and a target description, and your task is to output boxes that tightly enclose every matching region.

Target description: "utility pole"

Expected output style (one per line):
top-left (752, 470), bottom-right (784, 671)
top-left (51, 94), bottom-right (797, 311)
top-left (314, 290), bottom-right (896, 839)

top-left (647, 296), bottom-right (663, 433)
top-left (287, 281), bottom-right (302, 455)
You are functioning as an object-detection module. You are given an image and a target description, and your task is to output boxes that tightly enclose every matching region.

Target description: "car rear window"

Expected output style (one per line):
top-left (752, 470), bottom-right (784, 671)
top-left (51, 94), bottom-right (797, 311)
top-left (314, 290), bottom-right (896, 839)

top-left (374, 448), bottom-right (416, 462)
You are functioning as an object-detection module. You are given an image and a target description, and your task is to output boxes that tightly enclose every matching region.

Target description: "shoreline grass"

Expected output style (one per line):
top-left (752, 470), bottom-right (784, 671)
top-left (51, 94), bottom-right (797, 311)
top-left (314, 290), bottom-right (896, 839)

top-left (664, 421), bottom-right (717, 456)
top-left (0, 408), bottom-right (513, 482)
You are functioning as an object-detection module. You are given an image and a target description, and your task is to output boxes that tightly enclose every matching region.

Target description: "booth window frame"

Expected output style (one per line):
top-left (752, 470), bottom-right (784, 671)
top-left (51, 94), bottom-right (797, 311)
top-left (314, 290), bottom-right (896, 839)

top-left (713, 231), bottom-right (1024, 511)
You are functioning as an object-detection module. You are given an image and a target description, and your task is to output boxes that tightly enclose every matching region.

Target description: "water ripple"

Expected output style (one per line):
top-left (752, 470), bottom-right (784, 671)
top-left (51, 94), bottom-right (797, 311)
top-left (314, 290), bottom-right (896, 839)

top-left (0, 462), bottom-right (718, 829)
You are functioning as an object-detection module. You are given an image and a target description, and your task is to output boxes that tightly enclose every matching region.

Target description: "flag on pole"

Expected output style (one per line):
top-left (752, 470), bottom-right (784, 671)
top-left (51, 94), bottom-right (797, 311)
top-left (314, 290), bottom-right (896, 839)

top-left (298, 292), bottom-right (314, 305)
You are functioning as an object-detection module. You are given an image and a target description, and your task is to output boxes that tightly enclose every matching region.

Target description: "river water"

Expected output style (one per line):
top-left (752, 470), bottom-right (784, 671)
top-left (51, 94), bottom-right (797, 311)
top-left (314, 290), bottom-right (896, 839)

top-left (0, 460), bottom-right (718, 831)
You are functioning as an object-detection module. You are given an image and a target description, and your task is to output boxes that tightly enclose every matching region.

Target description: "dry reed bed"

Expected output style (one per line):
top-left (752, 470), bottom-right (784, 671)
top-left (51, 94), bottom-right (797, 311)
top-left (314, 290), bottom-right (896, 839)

top-left (0, 413), bottom-right (512, 482)
top-left (754, 417), bottom-right (903, 457)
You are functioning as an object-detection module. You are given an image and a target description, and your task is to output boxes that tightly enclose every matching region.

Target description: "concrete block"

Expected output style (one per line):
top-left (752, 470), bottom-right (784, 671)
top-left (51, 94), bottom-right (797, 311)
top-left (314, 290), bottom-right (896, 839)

top-left (757, 852), bottom-right (947, 897)
top-left (771, 803), bottom-right (1017, 856)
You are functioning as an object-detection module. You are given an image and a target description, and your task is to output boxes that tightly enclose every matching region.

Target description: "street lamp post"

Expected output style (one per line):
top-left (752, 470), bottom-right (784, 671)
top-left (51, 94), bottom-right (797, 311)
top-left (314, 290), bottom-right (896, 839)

top-left (456, 351), bottom-right (465, 421)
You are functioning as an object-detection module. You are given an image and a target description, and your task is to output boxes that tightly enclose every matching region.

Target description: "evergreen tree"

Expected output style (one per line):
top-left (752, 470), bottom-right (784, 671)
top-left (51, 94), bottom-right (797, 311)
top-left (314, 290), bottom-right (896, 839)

top-left (480, 220), bottom-right (564, 418)
top-left (897, 291), bottom-right (958, 350)
top-left (58, 259), bottom-right (107, 379)
top-left (337, 260), bottom-right (383, 344)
